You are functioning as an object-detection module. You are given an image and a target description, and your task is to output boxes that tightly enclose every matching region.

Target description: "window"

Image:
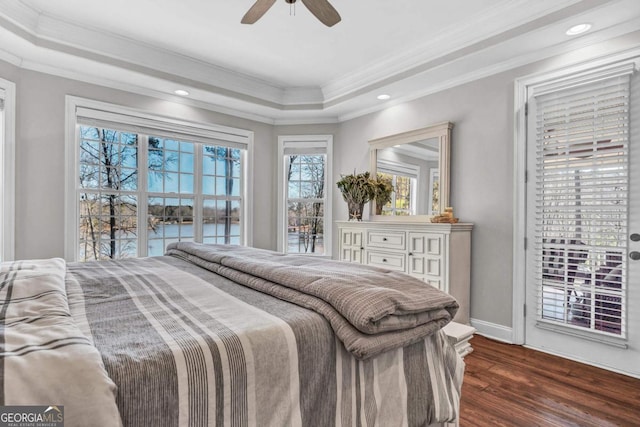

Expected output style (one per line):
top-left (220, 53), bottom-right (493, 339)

top-left (377, 159), bottom-right (418, 216)
top-left (533, 63), bottom-right (632, 337)
top-left (0, 78), bottom-right (15, 262)
top-left (66, 97), bottom-right (253, 261)
top-left (277, 135), bottom-right (332, 256)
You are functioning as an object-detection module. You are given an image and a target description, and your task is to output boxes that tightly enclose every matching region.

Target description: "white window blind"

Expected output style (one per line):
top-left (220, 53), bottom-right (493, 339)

top-left (377, 159), bottom-right (419, 180)
top-left (534, 70), bottom-right (631, 337)
top-left (76, 106), bottom-right (249, 150)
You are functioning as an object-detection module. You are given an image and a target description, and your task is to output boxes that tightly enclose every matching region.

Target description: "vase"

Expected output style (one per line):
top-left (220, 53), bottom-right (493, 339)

top-left (347, 200), bottom-right (365, 221)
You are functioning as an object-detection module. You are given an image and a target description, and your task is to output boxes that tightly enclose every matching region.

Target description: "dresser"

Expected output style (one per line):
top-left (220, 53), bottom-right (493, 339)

top-left (337, 221), bottom-right (475, 356)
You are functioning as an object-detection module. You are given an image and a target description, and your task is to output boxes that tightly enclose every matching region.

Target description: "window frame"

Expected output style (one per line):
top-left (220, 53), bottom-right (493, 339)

top-left (377, 159), bottom-right (419, 216)
top-left (277, 135), bottom-right (333, 257)
top-left (65, 96), bottom-right (254, 261)
top-left (512, 52), bottom-right (640, 344)
top-left (532, 71), bottom-right (631, 338)
top-left (0, 77), bottom-right (16, 262)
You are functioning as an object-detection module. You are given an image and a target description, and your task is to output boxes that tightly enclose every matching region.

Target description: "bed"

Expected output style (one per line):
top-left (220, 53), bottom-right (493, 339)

top-left (1, 243), bottom-right (464, 427)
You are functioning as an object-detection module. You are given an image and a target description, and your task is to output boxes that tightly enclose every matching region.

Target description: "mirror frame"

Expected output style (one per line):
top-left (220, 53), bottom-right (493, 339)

top-left (368, 121), bottom-right (453, 221)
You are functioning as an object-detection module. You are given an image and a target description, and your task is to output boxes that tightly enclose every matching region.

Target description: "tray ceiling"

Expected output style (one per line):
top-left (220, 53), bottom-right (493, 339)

top-left (1, 0), bottom-right (639, 123)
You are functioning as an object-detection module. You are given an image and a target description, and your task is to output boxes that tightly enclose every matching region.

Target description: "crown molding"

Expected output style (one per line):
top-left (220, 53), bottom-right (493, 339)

top-left (0, 0), bottom-right (638, 125)
top-left (0, 0), bottom-right (589, 108)
top-left (321, 0), bottom-right (584, 101)
top-left (0, 0), bottom-right (40, 31)
top-left (336, 20), bottom-right (640, 122)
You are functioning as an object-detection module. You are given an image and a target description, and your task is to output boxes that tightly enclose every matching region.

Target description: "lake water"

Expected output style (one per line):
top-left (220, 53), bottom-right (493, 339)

top-left (80, 223), bottom-right (326, 259)
top-left (147, 223), bottom-right (241, 256)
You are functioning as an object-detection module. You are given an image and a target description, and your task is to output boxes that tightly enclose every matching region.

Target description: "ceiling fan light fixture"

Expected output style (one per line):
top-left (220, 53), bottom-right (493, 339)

top-left (566, 23), bottom-right (592, 36)
top-left (242, 0), bottom-right (341, 27)
top-left (377, 94), bottom-right (391, 100)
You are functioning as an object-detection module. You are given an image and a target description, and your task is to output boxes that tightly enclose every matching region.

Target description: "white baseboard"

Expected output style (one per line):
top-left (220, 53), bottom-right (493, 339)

top-left (470, 318), bottom-right (513, 343)
top-left (469, 319), bottom-right (640, 379)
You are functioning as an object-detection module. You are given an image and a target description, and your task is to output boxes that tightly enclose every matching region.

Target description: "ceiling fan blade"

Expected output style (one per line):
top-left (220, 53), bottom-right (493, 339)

top-left (241, 0), bottom-right (277, 24)
top-left (300, 0), bottom-right (341, 27)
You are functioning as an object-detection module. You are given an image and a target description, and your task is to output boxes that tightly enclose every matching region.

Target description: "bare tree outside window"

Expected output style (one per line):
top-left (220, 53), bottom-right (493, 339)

top-left (203, 146), bottom-right (242, 245)
top-left (79, 127), bottom-right (174, 260)
top-left (286, 154), bottom-right (325, 254)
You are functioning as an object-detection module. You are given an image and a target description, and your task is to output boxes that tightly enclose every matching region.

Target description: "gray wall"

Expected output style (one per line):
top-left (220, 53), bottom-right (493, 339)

top-left (0, 63), bottom-right (276, 259)
top-left (333, 31), bottom-right (640, 328)
top-left (3, 30), bottom-right (639, 333)
top-left (335, 72), bottom-right (515, 327)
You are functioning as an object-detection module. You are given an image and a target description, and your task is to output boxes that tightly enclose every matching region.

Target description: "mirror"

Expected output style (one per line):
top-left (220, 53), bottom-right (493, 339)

top-left (369, 122), bottom-right (452, 220)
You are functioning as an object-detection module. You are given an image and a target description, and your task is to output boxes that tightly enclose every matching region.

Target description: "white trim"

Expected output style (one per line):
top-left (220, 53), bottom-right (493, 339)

top-left (65, 96), bottom-right (254, 261)
top-left (522, 344), bottom-right (640, 380)
top-left (512, 48), bottom-right (640, 346)
top-left (512, 72), bottom-right (528, 345)
top-left (244, 133), bottom-right (255, 248)
top-left (470, 318), bottom-right (514, 344)
top-left (0, 76), bottom-right (15, 261)
top-left (277, 135), bottom-right (333, 257)
top-left (2, 0), bottom-right (638, 124)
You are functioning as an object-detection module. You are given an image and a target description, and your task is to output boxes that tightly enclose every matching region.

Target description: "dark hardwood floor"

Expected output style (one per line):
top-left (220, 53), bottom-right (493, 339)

top-left (460, 335), bottom-right (640, 427)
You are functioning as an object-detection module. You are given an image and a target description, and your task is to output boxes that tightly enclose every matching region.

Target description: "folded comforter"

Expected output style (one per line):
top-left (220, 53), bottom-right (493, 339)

top-left (166, 243), bottom-right (458, 359)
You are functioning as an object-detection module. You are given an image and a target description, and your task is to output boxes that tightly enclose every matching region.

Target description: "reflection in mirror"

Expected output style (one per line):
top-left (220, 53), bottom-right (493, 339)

top-left (369, 122), bottom-right (452, 219)
top-left (375, 136), bottom-right (440, 216)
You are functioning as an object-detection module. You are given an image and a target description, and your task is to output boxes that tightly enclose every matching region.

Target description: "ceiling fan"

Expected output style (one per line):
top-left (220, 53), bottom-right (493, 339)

top-left (242, 0), bottom-right (342, 27)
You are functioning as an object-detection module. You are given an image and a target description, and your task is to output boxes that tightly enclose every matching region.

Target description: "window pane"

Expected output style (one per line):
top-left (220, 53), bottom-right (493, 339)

top-left (165, 151), bottom-right (179, 172)
top-left (147, 197), bottom-right (194, 255)
top-left (165, 173), bottom-right (179, 193)
top-left (287, 201), bottom-right (324, 255)
top-left (202, 198), bottom-right (241, 244)
top-left (79, 126), bottom-right (138, 191)
top-left (164, 139), bottom-right (179, 151)
top-left (180, 174), bottom-right (194, 193)
top-left (77, 125), bottom-right (245, 260)
top-left (285, 153), bottom-right (326, 255)
top-left (78, 193), bottom-right (138, 261)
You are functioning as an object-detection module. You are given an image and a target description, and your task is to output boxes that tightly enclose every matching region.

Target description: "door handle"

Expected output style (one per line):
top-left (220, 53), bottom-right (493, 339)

top-left (631, 233), bottom-right (640, 242)
top-left (630, 251), bottom-right (640, 261)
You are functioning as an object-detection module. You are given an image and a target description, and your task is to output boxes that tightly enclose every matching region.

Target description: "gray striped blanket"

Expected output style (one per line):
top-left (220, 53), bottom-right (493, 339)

top-left (2, 246), bottom-right (464, 426)
top-left (165, 243), bottom-right (460, 359)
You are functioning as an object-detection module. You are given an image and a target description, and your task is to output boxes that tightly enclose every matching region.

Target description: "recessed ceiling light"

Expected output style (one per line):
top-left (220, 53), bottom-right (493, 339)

top-left (566, 23), bottom-right (592, 36)
top-left (377, 94), bottom-right (391, 100)
top-left (174, 89), bottom-right (190, 96)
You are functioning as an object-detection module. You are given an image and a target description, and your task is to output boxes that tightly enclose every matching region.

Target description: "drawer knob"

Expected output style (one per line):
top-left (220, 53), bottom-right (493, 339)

top-left (382, 237), bottom-right (388, 241)
top-left (382, 258), bottom-right (387, 262)
top-left (408, 252), bottom-right (413, 256)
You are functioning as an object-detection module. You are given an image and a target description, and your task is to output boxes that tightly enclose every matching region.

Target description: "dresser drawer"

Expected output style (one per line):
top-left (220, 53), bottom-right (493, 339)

top-left (367, 230), bottom-right (406, 250)
top-left (366, 250), bottom-right (405, 271)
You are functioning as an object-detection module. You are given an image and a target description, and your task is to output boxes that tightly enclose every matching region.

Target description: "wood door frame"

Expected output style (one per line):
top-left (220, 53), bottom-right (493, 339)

top-left (511, 48), bottom-right (640, 346)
